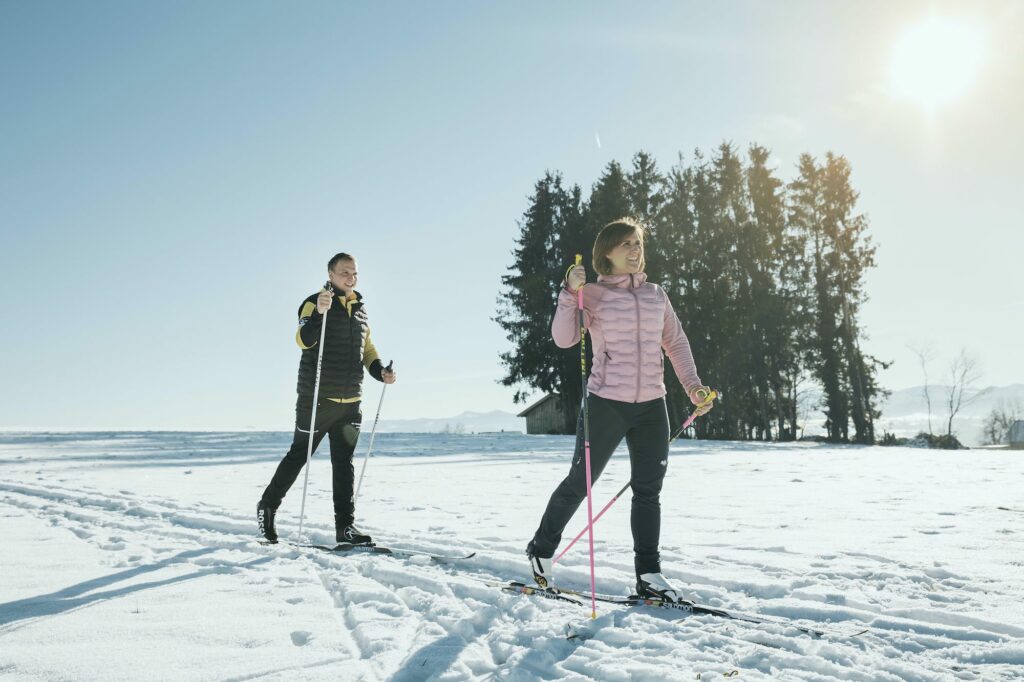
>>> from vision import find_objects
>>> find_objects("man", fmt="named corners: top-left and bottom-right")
top-left (258, 252), bottom-right (396, 545)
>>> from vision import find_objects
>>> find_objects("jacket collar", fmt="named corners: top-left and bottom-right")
top-left (330, 289), bottom-right (363, 316)
top-left (329, 289), bottom-right (362, 303)
top-left (596, 272), bottom-right (647, 289)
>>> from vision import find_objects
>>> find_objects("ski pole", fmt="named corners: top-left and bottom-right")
top-left (553, 389), bottom-right (718, 565)
top-left (353, 360), bottom-right (393, 507)
top-left (297, 282), bottom-right (333, 542)
top-left (574, 254), bottom-right (599, 619)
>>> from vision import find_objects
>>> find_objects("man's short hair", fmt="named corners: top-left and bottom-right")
top-left (328, 252), bottom-right (356, 271)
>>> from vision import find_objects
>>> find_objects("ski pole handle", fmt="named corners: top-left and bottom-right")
top-left (565, 253), bottom-right (589, 296)
top-left (574, 254), bottom-right (586, 340)
top-left (678, 389), bottom-right (718, 432)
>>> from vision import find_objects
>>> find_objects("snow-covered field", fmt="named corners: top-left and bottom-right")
top-left (1, 432), bottom-right (1022, 681)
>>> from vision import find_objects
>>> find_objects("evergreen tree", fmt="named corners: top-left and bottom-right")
top-left (585, 161), bottom-right (632, 236)
top-left (744, 144), bottom-right (792, 440)
top-left (789, 154), bottom-right (849, 441)
top-left (658, 154), bottom-right (701, 434)
top-left (818, 153), bottom-right (888, 443)
top-left (495, 172), bottom-right (584, 432)
top-left (499, 145), bottom-right (885, 443)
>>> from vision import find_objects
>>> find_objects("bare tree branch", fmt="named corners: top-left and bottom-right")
top-left (945, 348), bottom-right (989, 437)
top-left (908, 342), bottom-right (936, 435)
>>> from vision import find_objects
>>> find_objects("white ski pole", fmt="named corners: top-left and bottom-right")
top-left (296, 283), bottom-right (332, 541)
top-left (353, 360), bottom-right (392, 507)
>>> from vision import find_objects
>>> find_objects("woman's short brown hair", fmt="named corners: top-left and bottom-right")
top-left (592, 218), bottom-right (646, 276)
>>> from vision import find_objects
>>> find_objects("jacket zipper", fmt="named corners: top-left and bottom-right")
top-left (631, 274), bottom-right (641, 403)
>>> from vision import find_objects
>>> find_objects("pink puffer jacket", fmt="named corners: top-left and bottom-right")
top-left (552, 272), bottom-right (702, 403)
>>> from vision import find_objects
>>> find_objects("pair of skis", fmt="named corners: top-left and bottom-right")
top-left (488, 580), bottom-right (868, 639)
top-left (260, 539), bottom-right (476, 563)
top-left (260, 540), bottom-right (866, 639)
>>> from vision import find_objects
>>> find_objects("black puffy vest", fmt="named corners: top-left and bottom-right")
top-left (296, 291), bottom-right (369, 399)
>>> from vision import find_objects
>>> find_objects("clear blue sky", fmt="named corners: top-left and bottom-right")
top-left (2, 1), bottom-right (1021, 429)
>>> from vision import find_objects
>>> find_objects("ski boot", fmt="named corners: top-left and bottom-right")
top-left (526, 540), bottom-right (553, 589)
top-left (337, 524), bottom-right (373, 546)
top-left (257, 501), bottom-right (278, 544)
top-left (635, 572), bottom-right (694, 605)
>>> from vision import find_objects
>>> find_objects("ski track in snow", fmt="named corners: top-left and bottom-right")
top-left (1, 432), bottom-right (1023, 680)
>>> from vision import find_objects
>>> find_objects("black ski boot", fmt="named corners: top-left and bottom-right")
top-left (337, 524), bottom-right (373, 546)
top-left (526, 540), bottom-right (553, 589)
top-left (257, 501), bottom-right (278, 543)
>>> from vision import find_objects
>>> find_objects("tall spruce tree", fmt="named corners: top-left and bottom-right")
top-left (659, 154), bottom-right (701, 434)
top-left (789, 154), bottom-right (848, 441)
top-left (685, 149), bottom-right (734, 438)
top-left (495, 172), bottom-right (584, 432)
top-left (744, 144), bottom-right (792, 440)
top-left (819, 153), bottom-right (888, 443)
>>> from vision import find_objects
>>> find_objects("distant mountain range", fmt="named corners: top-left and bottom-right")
top-left (873, 383), bottom-right (1024, 445)
top-left (377, 410), bottom-right (523, 434)
top-left (376, 384), bottom-right (1024, 445)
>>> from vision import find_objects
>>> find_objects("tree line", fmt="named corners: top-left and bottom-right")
top-left (495, 143), bottom-right (888, 443)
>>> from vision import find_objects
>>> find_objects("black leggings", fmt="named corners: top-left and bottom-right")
top-left (530, 395), bottom-right (670, 575)
top-left (261, 397), bottom-right (362, 528)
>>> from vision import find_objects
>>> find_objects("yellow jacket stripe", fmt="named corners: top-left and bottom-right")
top-left (295, 301), bottom-right (318, 349)
top-left (363, 331), bottom-right (380, 369)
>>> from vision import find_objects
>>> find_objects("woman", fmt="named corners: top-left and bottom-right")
top-left (526, 218), bottom-right (714, 603)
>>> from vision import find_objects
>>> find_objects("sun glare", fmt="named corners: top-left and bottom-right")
top-left (890, 16), bottom-right (986, 113)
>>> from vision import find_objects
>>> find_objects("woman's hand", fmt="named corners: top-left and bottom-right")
top-left (566, 264), bottom-right (586, 292)
top-left (688, 386), bottom-right (715, 416)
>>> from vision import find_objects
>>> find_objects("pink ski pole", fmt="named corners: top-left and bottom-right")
top-left (553, 389), bottom-right (718, 566)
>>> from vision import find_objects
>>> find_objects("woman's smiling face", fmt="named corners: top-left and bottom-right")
top-left (607, 231), bottom-right (644, 274)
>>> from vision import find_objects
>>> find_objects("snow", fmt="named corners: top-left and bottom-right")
top-left (1, 431), bottom-right (1023, 681)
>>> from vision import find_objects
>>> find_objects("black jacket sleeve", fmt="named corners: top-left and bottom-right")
top-left (295, 299), bottom-right (323, 349)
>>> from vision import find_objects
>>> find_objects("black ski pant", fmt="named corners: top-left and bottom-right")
top-left (261, 397), bottom-right (362, 529)
top-left (530, 395), bottom-right (670, 576)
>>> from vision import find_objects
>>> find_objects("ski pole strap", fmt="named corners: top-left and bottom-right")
top-left (691, 387), bottom-right (715, 404)
top-left (695, 388), bottom-right (718, 408)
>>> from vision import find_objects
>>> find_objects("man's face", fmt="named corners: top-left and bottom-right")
top-left (329, 259), bottom-right (358, 294)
